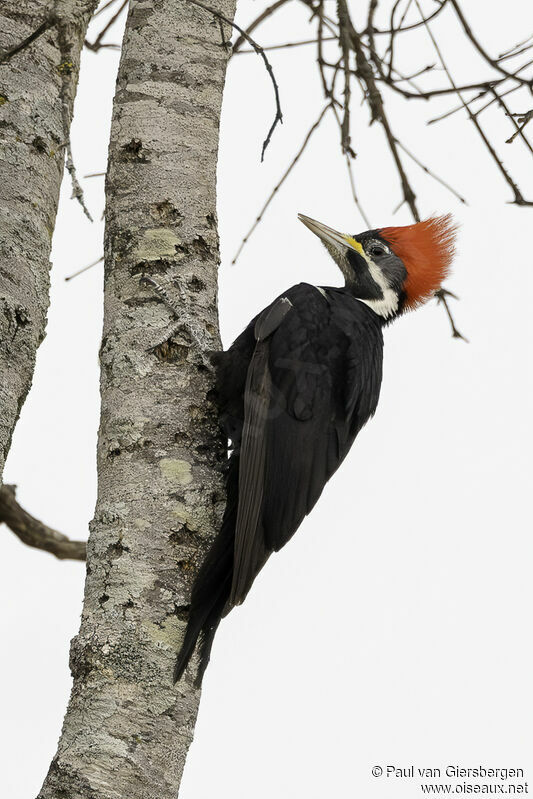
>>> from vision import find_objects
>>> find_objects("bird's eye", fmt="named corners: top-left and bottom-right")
top-left (368, 244), bottom-right (387, 258)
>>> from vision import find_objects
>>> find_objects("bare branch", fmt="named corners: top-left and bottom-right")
top-left (92, 0), bottom-right (123, 19)
top-left (65, 255), bottom-right (103, 282)
top-left (394, 139), bottom-right (468, 204)
top-left (187, 0), bottom-right (283, 160)
top-left (505, 108), bottom-right (533, 145)
top-left (64, 135), bottom-right (93, 221)
top-left (236, 37), bottom-right (335, 55)
top-left (413, 0), bottom-right (533, 207)
top-left (232, 104), bottom-right (332, 264)
top-left (300, 0), bottom-right (339, 38)
top-left (348, 0), bottom-right (420, 220)
top-left (362, 0), bottom-right (449, 37)
top-left (85, 0), bottom-right (128, 53)
top-left (337, 0), bottom-right (354, 155)
top-left (232, 0), bottom-right (291, 54)
top-left (0, 484), bottom-right (86, 561)
top-left (317, 1), bottom-right (336, 101)
top-left (344, 152), bottom-right (372, 228)
top-left (0, 15), bottom-right (54, 64)
top-left (488, 92), bottom-right (533, 156)
top-left (227, 0), bottom-right (529, 338)
top-left (377, 74), bottom-right (501, 100)
top-left (427, 84), bottom-right (521, 126)
top-left (498, 41), bottom-right (533, 64)
top-left (498, 32), bottom-right (533, 60)
top-left (435, 289), bottom-right (468, 342)
top-left (327, 101), bottom-right (371, 226)
top-left (383, 0), bottom-right (413, 79)
top-left (53, 28), bottom-right (94, 220)
top-left (449, 0), bottom-right (533, 88)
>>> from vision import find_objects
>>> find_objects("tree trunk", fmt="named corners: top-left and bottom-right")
top-left (0, 0), bottom-right (99, 481)
top-left (38, 0), bottom-right (235, 796)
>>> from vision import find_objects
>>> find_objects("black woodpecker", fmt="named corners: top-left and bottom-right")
top-left (175, 213), bottom-right (457, 683)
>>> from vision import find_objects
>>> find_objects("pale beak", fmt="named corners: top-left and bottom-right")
top-left (298, 213), bottom-right (364, 257)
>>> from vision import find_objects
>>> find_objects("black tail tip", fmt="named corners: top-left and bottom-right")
top-left (174, 659), bottom-right (204, 689)
top-left (174, 637), bottom-right (213, 688)
top-left (173, 653), bottom-right (190, 684)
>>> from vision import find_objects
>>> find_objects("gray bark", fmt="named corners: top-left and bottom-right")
top-left (0, 0), bottom-right (99, 481)
top-left (38, 0), bottom-right (235, 796)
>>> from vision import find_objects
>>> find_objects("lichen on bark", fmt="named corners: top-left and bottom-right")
top-left (38, 1), bottom-right (236, 796)
top-left (0, 0), bottom-right (100, 482)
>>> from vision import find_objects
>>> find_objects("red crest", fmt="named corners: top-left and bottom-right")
top-left (379, 215), bottom-right (457, 310)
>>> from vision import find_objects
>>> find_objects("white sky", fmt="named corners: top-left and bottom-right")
top-left (1, 1), bottom-right (532, 796)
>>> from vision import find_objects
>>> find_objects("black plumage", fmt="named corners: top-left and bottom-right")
top-left (174, 212), bottom-right (456, 682)
top-left (175, 283), bottom-right (383, 682)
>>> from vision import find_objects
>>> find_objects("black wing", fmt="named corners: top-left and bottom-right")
top-left (228, 283), bottom-right (383, 606)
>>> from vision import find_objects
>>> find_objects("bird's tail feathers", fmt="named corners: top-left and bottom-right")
top-left (174, 462), bottom-right (238, 684)
top-left (173, 577), bottom-right (229, 684)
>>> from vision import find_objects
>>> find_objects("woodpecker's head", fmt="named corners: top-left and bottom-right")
top-left (298, 213), bottom-right (457, 321)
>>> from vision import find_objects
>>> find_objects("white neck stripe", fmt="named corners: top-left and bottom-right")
top-left (357, 252), bottom-right (399, 319)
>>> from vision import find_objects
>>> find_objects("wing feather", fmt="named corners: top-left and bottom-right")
top-left (229, 297), bottom-right (293, 606)
top-left (228, 285), bottom-right (383, 606)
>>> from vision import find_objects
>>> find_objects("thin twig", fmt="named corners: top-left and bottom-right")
top-left (85, 0), bottom-right (128, 52)
top-left (362, 0), bottom-right (448, 37)
top-left (344, 153), bottom-right (372, 228)
top-left (300, 0), bottom-right (339, 38)
top-left (186, 0), bottom-right (283, 161)
top-left (55, 25), bottom-right (94, 220)
top-left (505, 108), bottom-right (533, 146)
top-left (337, 0), bottom-right (353, 156)
top-left (327, 101), bottom-right (371, 226)
top-left (64, 139), bottom-right (93, 221)
top-left (385, 0), bottom-right (413, 80)
top-left (449, 0), bottom-right (533, 88)
top-left (317, 1), bottom-right (332, 100)
top-left (427, 84), bottom-right (520, 126)
top-left (498, 42), bottom-right (533, 64)
top-left (378, 74), bottom-right (500, 100)
top-left (0, 16), bottom-right (54, 64)
top-left (232, 104), bottom-right (332, 265)
top-left (498, 33), bottom-right (533, 60)
top-left (236, 37), bottom-right (336, 55)
top-left (435, 289), bottom-right (467, 342)
top-left (92, 0), bottom-right (122, 19)
top-left (65, 255), bottom-right (103, 282)
top-left (232, 0), bottom-right (291, 54)
top-left (218, 18), bottom-right (229, 52)
top-left (394, 139), bottom-right (468, 204)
